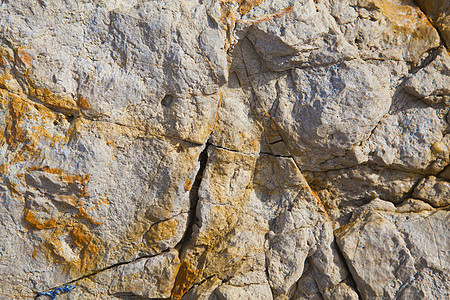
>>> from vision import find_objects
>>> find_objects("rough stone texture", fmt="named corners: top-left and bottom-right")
top-left (404, 47), bottom-right (450, 106)
top-left (0, 0), bottom-right (449, 299)
top-left (415, 0), bottom-right (450, 49)
top-left (413, 175), bottom-right (450, 207)
top-left (335, 198), bottom-right (449, 299)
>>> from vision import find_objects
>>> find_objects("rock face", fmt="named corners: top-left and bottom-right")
top-left (0, 0), bottom-right (448, 299)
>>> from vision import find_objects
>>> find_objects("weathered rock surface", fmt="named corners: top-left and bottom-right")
top-left (415, 0), bottom-right (450, 49)
top-left (335, 198), bottom-right (449, 299)
top-left (0, 0), bottom-right (449, 299)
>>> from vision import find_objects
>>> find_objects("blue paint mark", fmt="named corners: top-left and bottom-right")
top-left (37, 284), bottom-right (76, 299)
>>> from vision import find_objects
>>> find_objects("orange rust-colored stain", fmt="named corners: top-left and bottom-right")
top-left (28, 85), bottom-right (79, 115)
top-left (376, 0), bottom-right (436, 36)
top-left (171, 261), bottom-right (200, 300)
top-left (79, 241), bottom-right (100, 272)
top-left (219, 3), bottom-right (237, 49)
top-left (24, 209), bottom-right (57, 230)
top-left (237, 0), bottom-right (264, 14)
top-left (77, 95), bottom-right (91, 110)
top-left (6, 181), bottom-right (22, 196)
top-left (79, 185), bottom-right (90, 198)
top-left (0, 48), bottom-right (106, 276)
top-left (30, 217), bottom-right (103, 274)
top-left (307, 185), bottom-right (333, 223)
top-left (76, 205), bottom-right (103, 225)
top-left (17, 47), bottom-right (33, 68)
top-left (184, 178), bottom-right (193, 191)
top-left (0, 47), bottom-right (14, 63)
top-left (97, 197), bottom-right (109, 205)
top-left (246, 4), bottom-right (295, 25)
top-left (28, 166), bottom-right (90, 185)
top-left (4, 93), bottom-right (30, 150)
top-left (0, 70), bottom-right (12, 90)
top-left (70, 226), bottom-right (92, 247)
top-left (211, 93), bottom-right (223, 134)
top-left (0, 89), bottom-right (67, 167)
top-left (0, 163), bottom-right (9, 175)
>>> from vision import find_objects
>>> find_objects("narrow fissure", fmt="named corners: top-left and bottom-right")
top-left (34, 144), bottom-right (211, 299)
top-left (175, 142), bottom-right (209, 251)
top-left (34, 248), bottom-right (173, 299)
top-left (333, 237), bottom-right (364, 300)
top-left (167, 142), bottom-right (210, 299)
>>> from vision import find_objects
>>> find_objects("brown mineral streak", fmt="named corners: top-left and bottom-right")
top-left (238, 4), bottom-right (295, 26)
top-left (374, 0), bottom-right (438, 38)
top-left (237, 0), bottom-right (264, 14)
top-left (145, 218), bottom-right (179, 253)
top-left (17, 47), bottom-right (33, 67)
top-left (171, 261), bottom-right (200, 300)
top-left (20, 164), bottom-right (104, 273)
top-left (211, 92), bottom-right (223, 134)
top-left (28, 166), bottom-right (90, 185)
top-left (77, 95), bottom-right (91, 110)
top-left (24, 209), bottom-right (57, 229)
top-left (0, 88), bottom-right (68, 170)
top-left (28, 85), bottom-right (80, 115)
top-left (184, 178), bottom-right (193, 191)
top-left (26, 215), bottom-right (102, 273)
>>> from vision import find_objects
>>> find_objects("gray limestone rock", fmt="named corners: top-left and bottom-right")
top-left (413, 176), bottom-right (450, 207)
top-left (0, 0), bottom-right (449, 299)
top-left (404, 47), bottom-right (450, 106)
top-left (336, 198), bottom-right (450, 300)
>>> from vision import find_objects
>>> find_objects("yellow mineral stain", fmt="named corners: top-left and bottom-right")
top-left (24, 209), bottom-right (57, 230)
top-left (17, 47), bottom-right (33, 68)
top-left (76, 205), bottom-right (103, 225)
top-left (145, 218), bottom-right (179, 253)
top-left (0, 47), bottom-right (14, 63)
top-left (0, 163), bottom-right (9, 175)
top-left (237, 0), bottom-right (264, 14)
top-left (69, 225), bottom-right (92, 248)
top-left (80, 242), bottom-right (100, 272)
top-left (36, 219), bottom-right (103, 274)
top-left (376, 0), bottom-right (434, 34)
top-left (6, 180), bottom-right (22, 197)
top-left (184, 178), bottom-right (193, 191)
top-left (28, 166), bottom-right (90, 186)
top-left (0, 49), bottom-right (107, 277)
top-left (211, 93), bottom-right (223, 134)
top-left (219, 2), bottom-right (237, 50)
top-left (77, 95), bottom-right (91, 110)
top-left (28, 86), bottom-right (79, 115)
top-left (0, 88), bottom-right (67, 166)
top-left (4, 93), bottom-right (30, 150)
top-left (0, 69), bottom-right (13, 90)
top-left (171, 261), bottom-right (200, 300)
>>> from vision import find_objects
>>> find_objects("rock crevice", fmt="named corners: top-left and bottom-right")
top-left (0, 0), bottom-right (449, 299)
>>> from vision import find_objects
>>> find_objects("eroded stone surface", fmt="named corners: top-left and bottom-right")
top-left (335, 198), bottom-right (450, 299)
top-left (404, 47), bottom-right (450, 106)
top-left (413, 176), bottom-right (450, 207)
top-left (0, 0), bottom-right (449, 299)
top-left (415, 0), bottom-right (450, 49)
